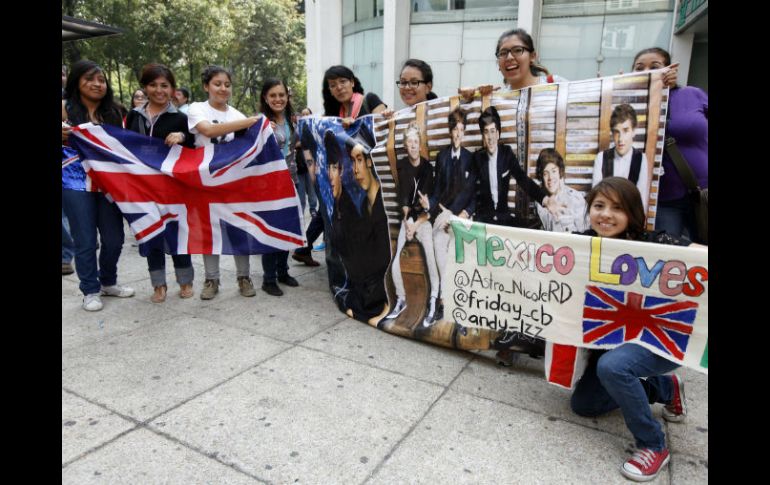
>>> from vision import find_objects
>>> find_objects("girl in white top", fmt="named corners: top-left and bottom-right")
top-left (187, 65), bottom-right (261, 300)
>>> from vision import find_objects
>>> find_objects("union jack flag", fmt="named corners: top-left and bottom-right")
top-left (68, 119), bottom-right (305, 256)
top-left (582, 286), bottom-right (698, 360)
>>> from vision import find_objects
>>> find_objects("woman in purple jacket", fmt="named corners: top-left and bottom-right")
top-left (632, 48), bottom-right (707, 243)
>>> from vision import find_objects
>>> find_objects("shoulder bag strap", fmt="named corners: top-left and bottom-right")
top-left (664, 137), bottom-right (700, 191)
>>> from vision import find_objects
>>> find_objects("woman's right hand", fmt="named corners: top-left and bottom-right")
top-left (458, 84), bottom-right (496, 102)
top-left (341, 117), bottom-right (355, 129)
top-left (380, 108), bottom-right (395, 119)
top-left (62, 122), bottom-right (71, 143)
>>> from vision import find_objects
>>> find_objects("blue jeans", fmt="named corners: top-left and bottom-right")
top-left (570, 344), bottom-right (678, 451)
top-left (62, 189), bottom-right (125, 295)
top-left (146, 249), bottom-right (194, 287)
top-left (62, 208), bottom-right (74, 264)
top-left (262, 251), bottom-right (289, 284)
top-left (655, 196), bottom-right (700, 243)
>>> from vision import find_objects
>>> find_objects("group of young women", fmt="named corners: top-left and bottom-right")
top-left (61, 26), bottom-right (706, 482)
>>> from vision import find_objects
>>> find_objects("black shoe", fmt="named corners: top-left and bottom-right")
top-left (62, 262), bottom-right (74, 275)
top-left (291, 252), bottom-right (319, 267)
top-left (261, 282), bottom-right (283, 296)
top-left (434, 302), bottom-right (444, 322)
top-left (278, 274), bottom-right (299, 287)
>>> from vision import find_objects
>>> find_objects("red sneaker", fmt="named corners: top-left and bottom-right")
top-left (662, 374), bottom-right (687, 423)
top-left (621, 448), bottom-right (670, 482)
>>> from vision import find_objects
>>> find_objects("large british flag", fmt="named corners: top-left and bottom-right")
top-left (582, 285), bottom-right (698, 361)
top-left (68, 119), bottom-right (305, 255)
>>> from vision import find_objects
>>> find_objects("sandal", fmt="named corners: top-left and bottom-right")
top-left (151, 284), bottom-right (167, 303)
top-left (179, 283), bottom-right (194, 299)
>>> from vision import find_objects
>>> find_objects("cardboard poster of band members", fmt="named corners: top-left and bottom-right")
top-left (299, 70), bottom-right (668, 356)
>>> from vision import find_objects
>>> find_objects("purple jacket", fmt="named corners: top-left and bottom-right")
top-left (660, 86), bottom-right (708, 201)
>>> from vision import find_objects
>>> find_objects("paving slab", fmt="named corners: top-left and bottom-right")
top-left (62, 280), bottom-right (189, 352)
top-left (62, 314), bottom-right (291, 421)
top-left (669, 452), bottom-right (709, 484)
top-left (452, 356), bottom-right (655, 444)
top-left (367, 389), bottom-right (669, 485)
top-left (666, 369), bottom-right (708, 460)
top-left (62, 428), bottom-right (260, 485)
top-left (303, 318), bottom-right (472, 386)
top-left (149, 346), bottom-right (444, 484)
top-left (186, 280), bottom-right (344, 343)
top-left (292, 262), bottom-right (333, 293)
top-left (62, 390), bottom-right (136, 465)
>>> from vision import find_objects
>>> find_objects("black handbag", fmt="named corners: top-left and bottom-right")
top-left (664, 137), bottom-right (708, 244)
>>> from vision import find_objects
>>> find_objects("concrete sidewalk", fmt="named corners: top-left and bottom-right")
top-left (62, 232), bottom-right (708, 484)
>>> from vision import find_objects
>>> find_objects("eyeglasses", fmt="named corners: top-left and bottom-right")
top-left (328, 78), bottom-right (351, 91)
top-left (396, 80), bottom-right (427, 89)
top-left (496, 46), bottom-right (531, 59)
top-left (133, 93), bottom-right (146, 99)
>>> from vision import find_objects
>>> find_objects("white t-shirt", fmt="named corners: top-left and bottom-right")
top-left (187, 101), bottom-right (247, 147)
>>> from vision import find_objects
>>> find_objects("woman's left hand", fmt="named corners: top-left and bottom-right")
top-left (662, 63), bottom-right (680, 88)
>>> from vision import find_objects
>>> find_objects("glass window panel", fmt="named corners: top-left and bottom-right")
top-left (543, 0), bottom-right (673, 18)
top-left (412, 0), bottom-right (450, 12)
top-left (343, 0), bottom-right (355, 25)
top-left (462, 0), bottom-right (518, 8)
top-left (539, 11), bottom-right (673, 81)
top-left (343, 29), bottom-right (384, 99)
top-left (356, 0), bottom-right (374, 21)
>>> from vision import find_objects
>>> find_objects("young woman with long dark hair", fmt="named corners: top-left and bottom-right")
top-left (62, 60), bottom-right (135, 311)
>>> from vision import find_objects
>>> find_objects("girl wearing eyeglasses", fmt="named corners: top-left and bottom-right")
top-left (459, 28), bottom-right (566, 99)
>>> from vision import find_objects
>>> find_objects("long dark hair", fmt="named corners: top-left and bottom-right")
top-left (585, 177), bottom-right (646, 241)
top-left (260, 78), bottom-right (294, 132)
top-left (401, 59), bottom-right (438, 101)
top-left (322, 65), bottom-right (364, 116)
top-left (63, 59), bottom-right (123, 126)
top-left (496, 28), bottom-right (550, 77)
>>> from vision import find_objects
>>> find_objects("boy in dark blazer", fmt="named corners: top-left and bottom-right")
top-left (471, 105), bottom-right (562, 226)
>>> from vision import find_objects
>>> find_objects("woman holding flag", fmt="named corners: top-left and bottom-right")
top-left (125, 63), bottom-right (196, 303)
top-left (187, 65), bottom-right (262, 301)
top-left (258, 78), bottom-right (302, 296)
top-left (62, 60), bottom-right (135, 312)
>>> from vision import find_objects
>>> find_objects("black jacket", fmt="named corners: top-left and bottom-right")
top-left (396, 156), bottom-right (434, 221)
top-left (125, 106), bottom-right (195, 148)
top-left (472, 144), bottom-right (546, 225)
top-left (429, 145), bottom-right (475, 219)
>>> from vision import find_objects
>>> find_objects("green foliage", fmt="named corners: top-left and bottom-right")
top-left (63, 0), bottom-right (306, 115)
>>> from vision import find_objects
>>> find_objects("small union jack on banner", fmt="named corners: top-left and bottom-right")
top-left (582, 286), bottom-right (698, 361)
top-left (68, 119), bottom-right (305, 256)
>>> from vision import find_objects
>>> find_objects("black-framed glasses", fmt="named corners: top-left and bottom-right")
top-left (396, 80), bottom-right (427, 89)
top-left (496, 46), bottom-right (531, 59)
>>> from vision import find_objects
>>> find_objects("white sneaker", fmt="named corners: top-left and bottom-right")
top-left (385, 298), bottom-right (407, 320)
top-left (422, 297), bottom-right (438, 327)
top-left (83, 293), bottom-right (104, 311)
top-left (101, 285), bottom-right (135, 298)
